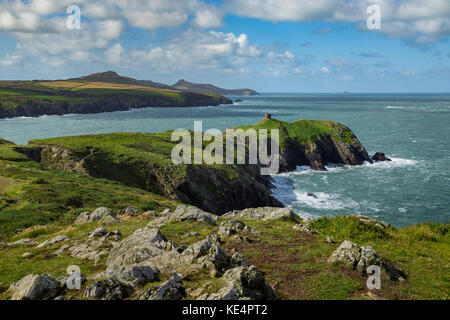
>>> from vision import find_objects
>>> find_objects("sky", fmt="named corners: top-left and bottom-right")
top-left (0, 0), bottom-right (449, 92)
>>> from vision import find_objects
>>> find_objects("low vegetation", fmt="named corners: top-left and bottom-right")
top-left (0, 77), bottom-right (231, 118)
top-left (235, 117), bottom-right (355, 146)
top-left (0, 142), bottom-right (178, 238)
top-left (0, 119), bottom-right (447, 300)
top-left (0, 213), bottom-right (447, 300)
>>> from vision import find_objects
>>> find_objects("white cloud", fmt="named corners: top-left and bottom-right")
top-left (104, 43), bottom-right (124, 65)
top-left (1, 0), bottom-right (449, 45)
top-left (228, 0), bottom-right (450, 44)
top-left (97, 20), bottom-right (123, 39)
top-left (228, 0), bottom-right (346, 23)
top-left (320, 66), bottom-right (331, 73)
top-left (0, 52), bottom-right (23, 67)
top-left (102, 30), bottom-right (262, 75)
top-left (191, 2), bottom-right (224, 28)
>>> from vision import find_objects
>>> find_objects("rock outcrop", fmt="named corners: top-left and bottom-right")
top-left (222, 207), bottom-right (297, 221)
top-left (372, 152), bottom-right (391, 162)
top-left (140, 274), bottom-right (185, 300)
top-left (36, 235), bottom-right (70, 248)
top-left (56, 227), bottom-right (121, 263)
top-left (328, 240), bottom-right (407, 281)
top-left (197, 266), bottom-right (280, 300)
top-left (74, 207), bottom-right (118, 225)
top-left (353, 214), bottom-right (390, 229)
top-left (9, 274), bottom-right (62, 300)
top-left (277, 124), bottom-right (372, 172)
top-left (84, 278), bottom-right (129, 300)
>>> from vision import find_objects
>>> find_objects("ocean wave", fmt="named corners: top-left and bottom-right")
top-left (385, 105), bottom-right (407, 109)
top-left (271, 175), bottom-right (358, 211)
top-left (292, 190), bottom-right (359, 211)
top-left (384, 105), bottom-right (450, 112)
top-left (274, 156), bottom-right (418, 182)
top-left (366, 156), bottom-right (418, 168)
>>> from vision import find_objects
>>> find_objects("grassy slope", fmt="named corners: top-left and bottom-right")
top-left (235, 118), bottom-right (355, 147)
top-left (226, 217), bottom-right (449, 300)
top-left (0, 143), bottom-right (178, 238)
top-left (0, 214), bottom-right (447, 300)
top-left (0, 119), bottom-right (448, 299)
top-left (31, 131), bottom-right (243, 192)
top-left (0, 81), bottom-right (186, 112)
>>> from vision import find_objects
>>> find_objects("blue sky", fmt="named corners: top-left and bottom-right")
top-left (0, 0), bottom-right (449, 92)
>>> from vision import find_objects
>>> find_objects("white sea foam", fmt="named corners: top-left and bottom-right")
top-left (384, 105), bottom-right (450, 112)
top-left (271, 175), bottom-right (358, 212)
top-left (292, 190), bottom-right (359, 211)
top-left (385, 105), bottom-right (407, 109)
top-left (367, 156), bottom-right (418, 168)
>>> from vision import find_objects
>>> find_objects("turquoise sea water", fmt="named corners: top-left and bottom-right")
top-left (1, 93), bottom-right (449, 227)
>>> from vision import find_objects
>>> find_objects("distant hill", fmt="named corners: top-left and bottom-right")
top-left (69, 72), bottom-right (259, 96)
top-left (0, 72), bottom-right (232, 119)
top-left (172, 79), bottom-right (259, 96)
top-left (70, 71), bottom-right (172, 90)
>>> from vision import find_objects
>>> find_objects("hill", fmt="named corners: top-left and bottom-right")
top-left (172, 79), bottom-right (259, 96)
top-left (69, 71), bottom-right (172, 90)
top-left (0, 73), bottom-right (232, 119)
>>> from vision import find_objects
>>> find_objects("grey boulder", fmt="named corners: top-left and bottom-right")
top-left (74, 207), bottom-right (116, 225)
top-left (9, 274), bottom-right (61, 300)
top-left (222, 207), bottom-right (296, 221)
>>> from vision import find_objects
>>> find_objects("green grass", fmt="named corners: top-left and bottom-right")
top-left (235, 118), bottom-right (356, 147)
top-left (0, 143), bottom-right (178, 239)
top-left (222, 216), bottom-right (449, 300)
top-left (0, 80), bottom-right (220, 114)
top-left (301, 273), bottom-right (364, 300)
top-left (0, 210), bottom-right (448, 300)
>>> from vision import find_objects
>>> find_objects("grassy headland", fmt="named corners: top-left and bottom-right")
top-left (0, 75), bottom-right (232, 119)
top-left (0, 118), bottom-right (448, 300)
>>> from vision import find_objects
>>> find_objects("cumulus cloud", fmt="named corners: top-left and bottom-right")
top-left (0, 0), bottom-right (220, 32)
top-left (100, 30), bottom-right (262, 74)
top-left (228, 0), bottom-right (450, 44)
top-left (190, 2), bottom-right (224, 28)
top-left (104, 43), bottom-right (124, 65)
top-left (1, 0), bottom-right (449, 45)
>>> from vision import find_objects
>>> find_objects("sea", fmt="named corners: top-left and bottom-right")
top-left (1, 93), bottom-right (449, 227)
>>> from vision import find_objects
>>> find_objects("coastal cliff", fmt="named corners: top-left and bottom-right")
top-left (0, 90), bottom-right (232, 119)
top-left (27, 133), bottom-right (282, 215)
top-left (21, 117), bottom-right (370, 214)
top-left (235, 117), bottom-right (372, 172)
top-left (0, 121), bottom-right (448, 301)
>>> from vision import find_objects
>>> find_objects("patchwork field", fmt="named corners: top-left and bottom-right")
top-left (0, 74), bottom-right (232, 119)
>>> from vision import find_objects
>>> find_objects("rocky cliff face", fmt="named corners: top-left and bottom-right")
top-left (25, 118), bottom-right (371, 215)
top-left (279, 131), bottom-right (372, 172)
top-left (27, 144), bottom-right (281, 215)
top-left (234, 118), bottom-right (372, 172)
top-left (0, 93), bottom-right (232, 119)
top-left (176, 165), bottom-right (282, 214)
